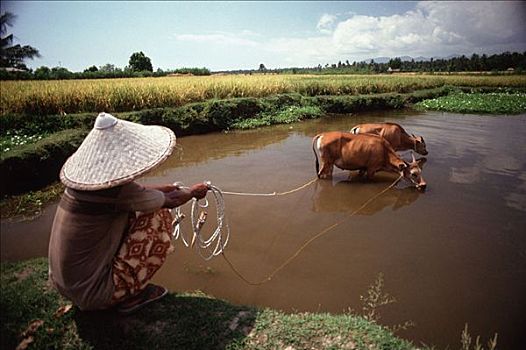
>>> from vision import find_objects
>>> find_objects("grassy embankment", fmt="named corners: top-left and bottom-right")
top-left (1, 258), bottom-right (418, 350)
top-left (0, 258), bottom-right (499, 350)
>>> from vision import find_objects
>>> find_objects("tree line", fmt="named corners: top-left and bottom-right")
top-left (275, 51), bottom-right (526, 75)
top-left (1, 11), bottom-right (210, 80)
top-left (0, 60), bottom-right (211, 80)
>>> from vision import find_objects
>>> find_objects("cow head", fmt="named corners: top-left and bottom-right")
top-left (412, 134), bottom-right (428, 155)
top-left (399, 152), bottom-right (427, 191)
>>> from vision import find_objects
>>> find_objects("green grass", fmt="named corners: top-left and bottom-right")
top-left (232, 105), bottom-right (323, 129)
top-left (415, 92), bottom-right (526, 114)
top-left (0, 182), bottom-right (64, 218)
top-left (1, 258), bottom-right (418, 350)
top-left (0, 129), bottom-right (88, 197)
top-left (0, 131), bottom-right (49, 153)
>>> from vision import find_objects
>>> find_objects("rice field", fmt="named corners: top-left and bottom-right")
top-left (1, 74), bottom-right (525, 116)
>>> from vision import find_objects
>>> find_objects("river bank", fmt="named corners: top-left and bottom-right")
top-left (1, 258), bottom-right (419, 350)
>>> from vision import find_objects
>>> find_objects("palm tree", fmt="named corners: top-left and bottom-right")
top-left (1, 11), bottom-right (40, 69)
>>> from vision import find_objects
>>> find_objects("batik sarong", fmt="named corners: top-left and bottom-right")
top-left (111, 208), bottom-right (174, 303)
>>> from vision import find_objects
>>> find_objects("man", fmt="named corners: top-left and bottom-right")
top-left (48, 112), bottom-right (208, 313)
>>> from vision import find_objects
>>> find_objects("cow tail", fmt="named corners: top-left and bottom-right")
top-left (312, 134), bottom-right (321, 178)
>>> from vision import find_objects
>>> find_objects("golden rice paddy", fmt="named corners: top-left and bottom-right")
top-left (1, 74), bottom-right (525, 116)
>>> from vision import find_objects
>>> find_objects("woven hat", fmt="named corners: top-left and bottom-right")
top-left (60, 112), bottom-right (176, 190)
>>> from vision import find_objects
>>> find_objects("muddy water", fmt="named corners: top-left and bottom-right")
top-left (2, 110), bottom-right (526, 349)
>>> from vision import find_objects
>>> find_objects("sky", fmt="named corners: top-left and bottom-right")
top-left (2, 1), bottom-right (526, 72)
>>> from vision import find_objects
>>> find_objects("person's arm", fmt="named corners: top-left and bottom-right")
top-left (117, 182), bottom-right (208, 212)
top-left (159, 183), bottom-right (209, 209)
top-left (143, 184), bottom-right (179, 193)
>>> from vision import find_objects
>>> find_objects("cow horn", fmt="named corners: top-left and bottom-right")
top-left (411, 151), bottom-right (416, 163)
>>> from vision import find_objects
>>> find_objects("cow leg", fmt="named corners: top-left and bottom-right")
top-left (347, 170), bottom-right (362, 180)
top-left (366, 168), bottom-right (377, 180)
top-left (318, 160), bottom-right (334, 179)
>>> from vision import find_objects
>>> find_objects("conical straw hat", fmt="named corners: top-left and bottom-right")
top-left (60, 112), bottom-right (176, 190)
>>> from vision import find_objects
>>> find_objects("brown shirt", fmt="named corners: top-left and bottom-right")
top-left (48, 182), bottom-right (165, 310)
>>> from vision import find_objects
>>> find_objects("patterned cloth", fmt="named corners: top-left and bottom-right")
top-left (49, 182), bottom-right (165, 311)
top-left (111, 208), bottom-right (174, 303)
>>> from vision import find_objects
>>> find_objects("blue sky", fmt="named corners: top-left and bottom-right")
top-left (3, 1), bottom-right (526, 72)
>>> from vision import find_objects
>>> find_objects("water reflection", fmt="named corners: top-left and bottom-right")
top-left (449, 166), bottom-right (481, 184)
top-left (312, 178), bottom-right (421, 215)
top-left (403, 112), bottom-right (526, 212)
top-left (505, 171), bottom-right (526, 212)
top-left (161, 127), bottom-right (289, 169)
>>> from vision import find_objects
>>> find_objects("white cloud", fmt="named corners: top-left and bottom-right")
top-left (317, 14), bottom-right (337, 34)
top-left (280, 1), bottom-right (525, 64)
top-left (174, 2), bottom-right (526, 69)
top-left (174, 32), bottom-right (259, 47)
top-left (328, 2), bottom-right (525, 58)
top-left (417, 1), bottom-right (526, 44)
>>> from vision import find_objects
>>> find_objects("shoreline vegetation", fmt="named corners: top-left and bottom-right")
top-left (2, 259), bottom-right (413, 350)
top-left (414, 91), bottom-right (526, 114)
top-left (0, 258), bottom-right (498, 350)
top-left (0, 74), bottom-right (514, 349)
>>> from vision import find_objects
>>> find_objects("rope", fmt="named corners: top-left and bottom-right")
top-left (171, 174), bottom-right (403, 285)
top-left (170, 177), bottom-right (317, 258)
top-left (221, 174), bottom-right (403, 285)
top-left (221, 178), bottom-right (318, 197)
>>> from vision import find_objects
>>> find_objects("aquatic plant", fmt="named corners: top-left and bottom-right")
top-left (0, 130), bottom-right (48, 153)
top-left (359, 273), bottom-right (414, 333)
top-left (415, 92), bottom-right (526, 114)
top-left (232, 105), bottom-right (322, 129)
top-left (461, 324), bottom-right (498, 350)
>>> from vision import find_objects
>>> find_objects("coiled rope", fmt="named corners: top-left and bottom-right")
top-left (171, 175), bottom-right (403, 285)
top-left (172, 182), bottom-right (230, 261)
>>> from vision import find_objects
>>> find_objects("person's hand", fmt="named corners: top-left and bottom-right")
top-left (190, 183), bottom-right (209, 200)
top-left (163, 188), bottom-right (193, 208)
top-left (155, 184), bottom-right (179, 193)
top-left (161, 183), bottom-right (209, 208)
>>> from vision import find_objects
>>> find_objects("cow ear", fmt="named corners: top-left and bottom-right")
top-left (417, 157), bottom-right (427, 167)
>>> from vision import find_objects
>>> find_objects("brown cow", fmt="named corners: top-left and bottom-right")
top-left (312, 131), bottom-right (427, 191)
top-left (350, 122), bottom-right (428, 155)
